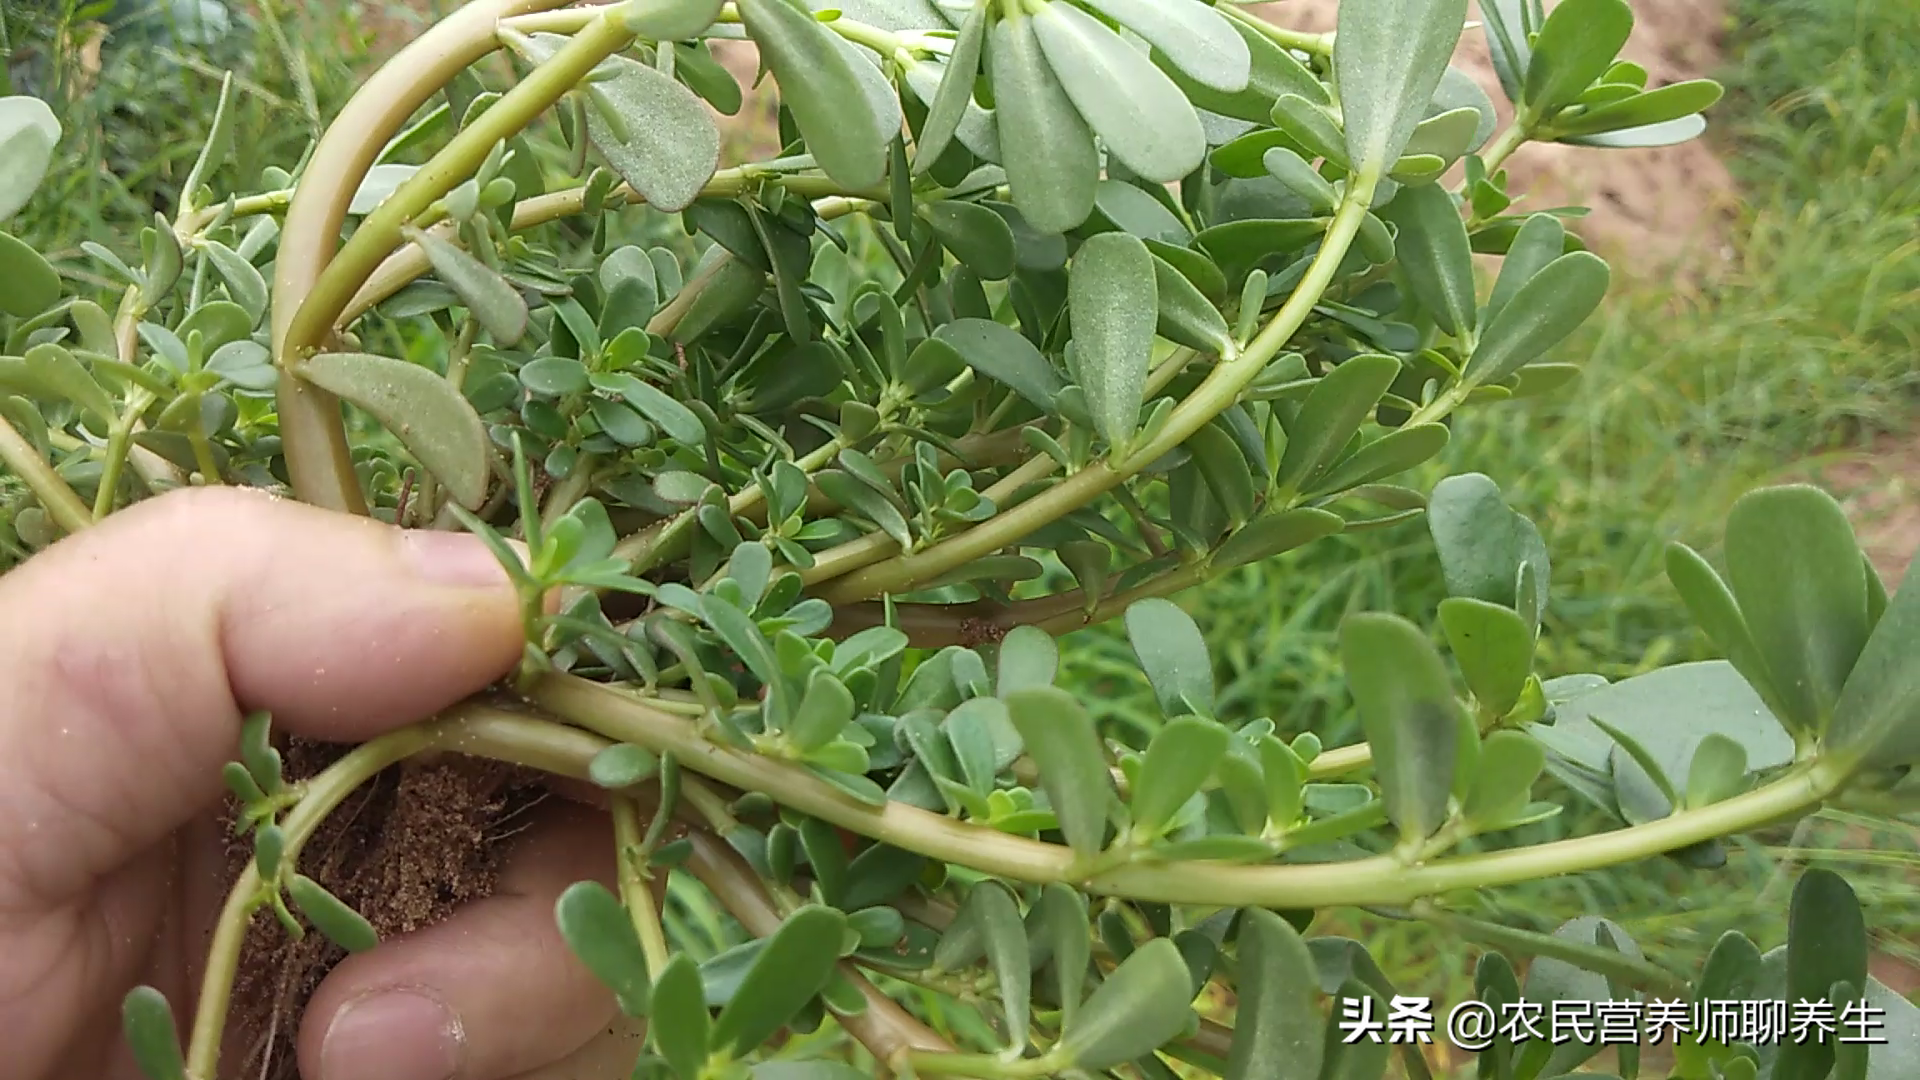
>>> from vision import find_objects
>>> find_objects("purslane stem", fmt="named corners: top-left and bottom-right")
top-left (286, 12), bottom-right (636, 360)
top-left (1410, 902), bottom-right (1691, 996)
top-left (0, 411), bottom-right (91, 536)
top-left (268, 0), bottom-right (584, 515)
top-left (611, 794), bottom-right (673, 975)
top-left (526, 673), bottom-right (1842, 908)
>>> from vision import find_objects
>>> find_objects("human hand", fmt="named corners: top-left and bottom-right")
top-left (0, 487), bottom-right (636, 1080)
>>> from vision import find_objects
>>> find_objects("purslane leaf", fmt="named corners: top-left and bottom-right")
top-left (1274, 353), bottom-right (1401, 496)
top-left (1058, 937), bottom-right (1196, 1070)
top-left (0, 95), bottom-right (61, 223)
top-left (1227, 908), bottom-right (1324, 1080)
top-left (1463, 250), bottom-right (1610, 386)
top-left (989, 8), bottom-right (1100, 234)
top-left (1004, 686), bottom-right (1115, 857)
top-left (709, 904), bottom-right (848, 1057)
top-left (1125, 597), bottom-right (1216, 719)
top-left (1339, 612), bottom-right (1464, 843)
top-left (1334, 0), bottom-right (1470, 170)
top-left (1078, 0), bottom-right (1250, 94)
top-left (1722, 484), bottom-right (1870, 739)
top-left (1031, 0), bottom-right (1206, 184)
top-left (1379, 181), bottom-right (1476, 338)
top-left (913, 0), bottom-right (988, 174)
top-left (1129, 716), bottom-right (1230, 839)
top-left (1069, 232), bottom-right (1158, 454)
top-left (739, 0), bottom-right (890, 189)
top-left (1521, 0), bottom-right (1634, 116)
top-left (554, 881), bottom-right (653, 1017)
top-left (297, 351), bottom-right (494, 509)
top-left (403, 226), bottom-right (529, 345)
top-left (121, 986), bottom-right (189, 1080)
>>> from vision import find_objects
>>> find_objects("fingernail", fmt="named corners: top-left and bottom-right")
top-left (322, 989), bottom-right (464, 1080)
top-left (401, 530), bottom-right (511, 589)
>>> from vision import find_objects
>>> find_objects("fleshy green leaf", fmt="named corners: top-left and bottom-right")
top-left (1188, 421), bottom-right (1257, 528)
top-left (600, 372), bottom-right (704, 445)
top-left (1521, 0), bottom-right (1634, 116)
top-left (297, 351), bottom-right (493, 509)
top-left (990, 8), bottom-right (1100, 233)
top-left (1334, 0), bottom-right (1469, 170)
top-left (1339, 612), bottom-right (1463, 843)
top-left (1125, 597), bottom-right (1215, 719)
top-left (913, 0), bottom-right (987, 174)
top-left (1031, 0), bottom-right (1205, 184)
top-left (1663, 541), bottom-right (1793, 732)
top-left (935, 317), bottom-right (1062, 411)
top-left (1274, 353), bottom-right (1401, 496)
top-left (197, 239), bottom-right (268, 324)
top-left (1722, 484), bottom-right (1870, 739)
top-left (1263, 146), bottom-right (1338, 215)
top-left (1438, 596), bottom-right (1534, 717)
top-left (121, 986), bottom-right (188, 1080)
top-left (1036, 883), bottom-right (1092, 1028)
top-left (1058, 937), bottom-right (1196, 1070)
top-left (1318, 980), bottom-right (1393, 1080)
top-left (555, 881), bottom-right (653, 1016)
top-left (952, 882), bottom-right (1031, 1049)
top-left (1069, 232), bottom-right (1158, 454)
top-left (0, 230), bottom-right (60, 318)
top-left (287, 874), bottom-right (381, 953)
top-left (1213, 507), bottom-right (1345, 573)
top-left (1683, 732), bottom-right (1748, 808)
top-left (996, 624), bottom-right (1059, 694)
top-left (0, 96), bottom-right (61, 223)
top-left (709, 904), bottom-right (848, 1056)
top-left (1079, 0), bottom-right (1249, 94)
top-left (739, 0), bottom-right (889, 189)
top-left (1777, 870), bottom-right (1867, 1080)
top-left (590, 743), bottom-right (661, 788)
top-left (1154, 17), bottom-right (1326, 124)
top-left (1483, 213), bottom-right (1566, 326)
top-left (1379, 182), bottom-right (1475, 337)
top-left (788, 670), bottom-right (857, 752)
top-left (1549, 79), bottom-right (1723, 137)
top-left (1130, 716), bottom-right (1230, 840)
top-left (1226, 908), bottom-right (1324, 1080)
top-left (1462, 251), bottom-right (1610, 386)
top-left (1557, 113), bottom-right (1708, 148)
top-left (404, 226), bottom-right (528, 345)
top-left (1004, 686), bottom-right (1115, 857)
top-left (1427, 472), bottom-right (1551, 628)
top-left (1152, 253), bottom-right (1233, 354)
top-left (650, 953), bottom-right (711, 1080)
top-left (923, 199), bottom-right (1017, 281)
top-left (1300, 423), bottom-right (1450, 500)
top-left (24, 342), bottom-right (115, 425)
top-left (1461, 729), bottom-right (1545, 827)
top-left (622, 0), bottom-right (725, 40)
top-left (1828, 552), bottom-right (1920, 769)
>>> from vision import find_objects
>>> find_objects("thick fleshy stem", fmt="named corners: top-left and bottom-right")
top-left (526, 672), bottom-right (1845, 909)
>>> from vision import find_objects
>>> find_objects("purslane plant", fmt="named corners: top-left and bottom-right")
top-left (2, 0), bottom-right (1918, 1078)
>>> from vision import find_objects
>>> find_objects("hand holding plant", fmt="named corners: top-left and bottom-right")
top-left (0, 488), bottom-right (637, 1080)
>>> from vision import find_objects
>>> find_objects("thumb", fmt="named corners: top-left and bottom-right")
top-left (0, 486), bottom-right (526, 908)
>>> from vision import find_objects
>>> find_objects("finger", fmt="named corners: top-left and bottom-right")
top-left (506, 1014), bottom-right (647, 1080)
top-left (299, 802), bottom-right (652, 1080)
top-left (0, 486), bottom-right (524, 909)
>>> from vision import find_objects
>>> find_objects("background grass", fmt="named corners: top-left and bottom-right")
top-left (7, 0), bottom-right (1919, 1071)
